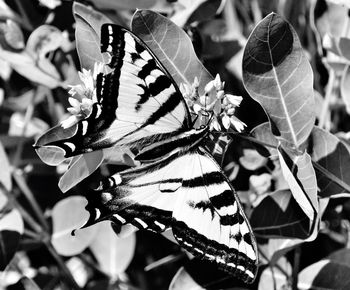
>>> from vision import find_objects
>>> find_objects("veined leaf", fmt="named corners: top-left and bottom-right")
top-left (278, 147), bottom-right (318, 229)
top-left (310, 127), bottom-right (350, 197)
top-left (251, 190), bottom-right (310, 239)
top-left (73, 2), bottom-right (111, 71)
top-left (89, 221), bottom-right (136, 279)
top-left (131, 10), bottom-right (213, 95)
top-left (243, 13), bottom-right (315, 149)
top-left (252, 123), bottom-right (350, 198)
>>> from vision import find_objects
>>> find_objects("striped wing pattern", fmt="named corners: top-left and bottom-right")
top-left (34, 24), bottom-right (191, 159)
top-left (83, 148), bottom-right (258, 283)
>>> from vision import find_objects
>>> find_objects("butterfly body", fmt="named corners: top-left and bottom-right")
top-left (35, 23), bottom-right (258, 282)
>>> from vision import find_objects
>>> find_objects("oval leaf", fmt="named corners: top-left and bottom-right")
top-left (298, 249), bottom-right (350, 289)
top-left (51, 196), bottom-right (98, 256)
top-left (58, 151), bottom-right (104, 193)
top-left (251, 190), bottom-right (310, 239)
top-left (169, 266), bottom-right (204, 290)
top-left (131, 10), bottom-right (213, 94)
top-left (310, 127), bottom-right (350, 197)
top-left (89, 221), bottom-right (136, 278)
top-left (73, 2), bottom-right (111, 70)
top-left (278, 147), bottom-right (318, 228)
top-left (243, 13), bottom-right (315, 149)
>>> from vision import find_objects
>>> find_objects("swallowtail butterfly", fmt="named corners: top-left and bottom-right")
top-left (35, 24), bottom-right (258, 283)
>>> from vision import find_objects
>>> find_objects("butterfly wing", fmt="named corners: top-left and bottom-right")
top-left (83, 148), bottom-right (258, 283)
top-left (34, 24), bottom-right (191, 164)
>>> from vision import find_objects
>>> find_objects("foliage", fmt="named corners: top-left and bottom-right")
top-left (1, 0), bottom-right (350, 289)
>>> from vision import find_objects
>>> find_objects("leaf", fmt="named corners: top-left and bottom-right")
top-left (0, 48), bottom-right (60, 88)
top-left (92, 0), bottom-right (156, 10)
top-left (58, 151), bottom-right (104, 193)
top-left (341, 65), bottom-right (350, 114)
top-left (278, 147), bottom-right (318, 227)
top-left (326, 0), bottom-right (350, 9)
top-left (0, 19), bottom-right (24, 50)
top-left (249, 173), bottom-right (272, 195)
top-left (339, 37), bottom-right (350, 60)
top-left (9, 112), bottom-right (49, 138)
top-left (34, 124), bottom-right (78, 166)
top-left (250, 122), bottom-right (278, 156)
top-left (252, 123), bottom-right (350, 198)
top-left (89, 221), bottom-right (136, 279)
top-left (131, 10), bottom-right (213, 95)
top-left (243, 13), bottom-right (315, 149)
top-left (0, 189), bottom-right (23, 270)
top-left (258, 256), bottom-right (291, 290)
top-left (259, 238), bottom-right (302, 266)
top-left (170, 0), bottom-right (224, 27)
top-left (315, 2), bottom-right (350, 38)
top-left (239, 148), bottom-right (267, 170)
top-left (169, 266), bottom-right (204, 290)
top-left (298, 249), bottom-right (350, 290)
top-left (0, 141), bottom-right (11, 191)
top-left (51, 196), bottom-right (98, 256)
top-left (73, 2), bottom-right (111, 71)
top-left (310, 127), bottom-right (350, 197)
top-left (26, 25), bottom-right (64, 59)
top-left (251, 190), bottom-right (310, 239)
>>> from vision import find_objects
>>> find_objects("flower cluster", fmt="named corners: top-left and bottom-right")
top-left (61, 62), bottom-right (104, 128)
top-left (180, 74), bottom-right (246, 132)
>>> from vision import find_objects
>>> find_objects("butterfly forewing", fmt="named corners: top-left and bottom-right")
top-left (83, 148), bottom-right (258, 283)
top-left (35, 24), bottom-right (191, 163)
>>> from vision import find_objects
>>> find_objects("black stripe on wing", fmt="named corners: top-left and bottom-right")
top-left (172, 221), bottom-right (257, 284)
top-left (35, 24), bottom-right (192, 162)
top-left (80, 148), bottom-right (258, 283)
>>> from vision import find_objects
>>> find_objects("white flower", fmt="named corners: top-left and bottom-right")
top-left (38, 0), bottom-right (61, 9)
top-left (62, 62), bottom-right (105, 128)
top-left (229, 115), bottom-right (246, 132)
top-left (181, 74), bottom-right (246, 132)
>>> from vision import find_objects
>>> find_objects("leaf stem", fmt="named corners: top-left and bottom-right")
top-left (13, 170), bottom-right (50, 231)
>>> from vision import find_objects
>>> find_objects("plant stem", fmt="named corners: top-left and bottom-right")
top-left (13, 170), bottom-right (50, 231)
top-left (23, 228), bottom-right (40, 239)
top-left (292, 247), bottom-right (301, 290)
top-left (1, 184), bottom-right (43, 233)
top-left (12, 89), bottom-right (35, 168)
top-left (45, 241), bottom-right (81, 290)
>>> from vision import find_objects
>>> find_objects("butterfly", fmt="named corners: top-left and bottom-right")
top-left (34, 24), bottom-right (258, 283)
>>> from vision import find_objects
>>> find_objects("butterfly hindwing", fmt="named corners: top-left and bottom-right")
top-left (35, 24), bottom-right (191, 163)
top-left (83, 148), bottom-right (258, 283)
